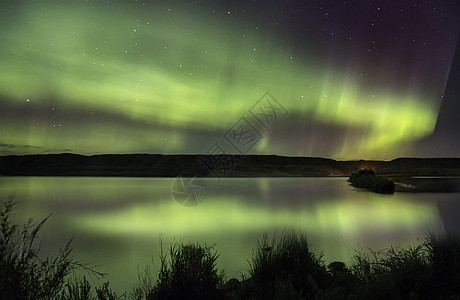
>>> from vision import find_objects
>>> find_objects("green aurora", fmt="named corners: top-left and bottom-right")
top-left (0, 1), bottom-right (457, 159)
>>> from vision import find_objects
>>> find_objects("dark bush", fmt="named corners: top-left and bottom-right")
top-left (424, 233), bottom-right (460, 296)
top-left (345, 234), bottom-right (460, 300)
top-left (149, 242), bottom-right (225, 300)
top-left (241, 232), bottom-right (331, 299)
top-left (349, 169), bottom-right (395, 194)
top-left (0, 197), bottom-right (117, 300)
top-left (0, 197), bottom-right (77, 300)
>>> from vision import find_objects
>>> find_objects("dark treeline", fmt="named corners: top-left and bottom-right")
top-left (2, 153), bottom-right (460, 177)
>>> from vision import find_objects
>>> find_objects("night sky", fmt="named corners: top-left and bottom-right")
top-left (1, 0), bottom-right (459, 159)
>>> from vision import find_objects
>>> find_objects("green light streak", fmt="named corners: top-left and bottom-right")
top-left (0, 2), bottom-right (445, 158)
top-left (73, 194), bottom-right (439, 237)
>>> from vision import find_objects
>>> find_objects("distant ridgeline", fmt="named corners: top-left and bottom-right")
top-left (1, 154), bottom-right (460, 177)
top-left (348, 169), bottom-right (395, 194)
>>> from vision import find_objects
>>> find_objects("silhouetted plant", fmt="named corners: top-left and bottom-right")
top-left (0, 197), bottom-right (105, 300)
top-left (60, 277), bottom-right (121, 300)
top-left (130, 266), bottom-right (155, 300)
top-left (0, 197), bottom-right (75, 299)
top-left (424, 233), bottom-right (460, 297)
top-left (61, 276), bottom-right (93, 300)
top-left (149, 241), bottom-right (225, 300)
top-left (242, 231), bottom-right (331, 300)
top-left (345, 236), bottom-right (460, 300)
top-left (95, 281), bottom-right (119, 300)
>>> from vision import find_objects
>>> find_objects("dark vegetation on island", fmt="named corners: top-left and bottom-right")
top-left (2, 153), bottom-right (460, 178)
top-left (348, 169), bottom-right (395, 194)
top-left (2, 198), bottom-right (460, 300)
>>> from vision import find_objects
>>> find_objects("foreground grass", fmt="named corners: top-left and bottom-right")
top-left (1, 199), bottom-right (459, 299)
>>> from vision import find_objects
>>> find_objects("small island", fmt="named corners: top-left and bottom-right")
top-left (348, 169), bottom-right (395, 194)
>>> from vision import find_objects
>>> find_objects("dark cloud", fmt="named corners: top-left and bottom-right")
top-left (0, 142), bottom-right (42, 155)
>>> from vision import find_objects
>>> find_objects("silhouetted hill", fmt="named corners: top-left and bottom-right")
top-left (1, 154), bottom-right (460, 177)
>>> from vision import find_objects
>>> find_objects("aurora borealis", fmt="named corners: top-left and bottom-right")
top-left (1, 0), bottom-right (459, 159)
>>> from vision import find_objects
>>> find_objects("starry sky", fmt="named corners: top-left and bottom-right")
top-left (1, 0), bottom-right (459, 159)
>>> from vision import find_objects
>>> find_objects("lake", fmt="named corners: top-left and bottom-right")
top-left (1, 176), bottom-right (459, 293)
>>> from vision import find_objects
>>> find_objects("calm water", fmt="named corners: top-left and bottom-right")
top-left (1, 176), bottom-right (459, 293)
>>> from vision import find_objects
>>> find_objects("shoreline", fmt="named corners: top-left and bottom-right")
top-left (2, 153), bottom-right (460, 178)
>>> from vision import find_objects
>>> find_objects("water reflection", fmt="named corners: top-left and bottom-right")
top-left (0, 176), bottom-right (457, 293)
